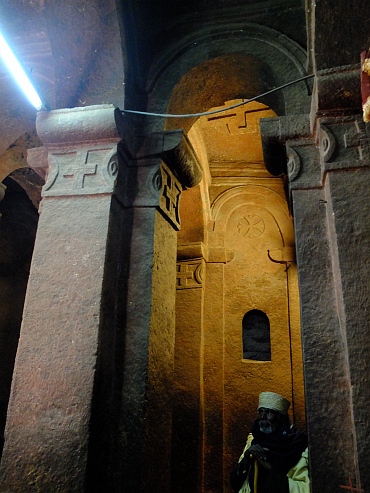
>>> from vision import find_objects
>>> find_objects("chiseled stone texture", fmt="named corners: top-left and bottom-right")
top-left (293, 187), bottom-right (357, 493)
top-left (0, 104), bottom-right (121, 492)
top-left (141, 210), bottom-right (177, 493)
top-left (0, 195), bottom-right (113, 492)
top-left (325, 169), bottom-right (370, 492)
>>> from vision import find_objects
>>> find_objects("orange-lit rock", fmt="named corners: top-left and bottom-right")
top-left (173, 100), bottom-right (305, 491)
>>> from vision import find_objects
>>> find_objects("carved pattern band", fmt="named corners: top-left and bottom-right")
top-left (42, 145), bottom-right (118, 197)
top-left (176, 260), bottom-right (204, 289)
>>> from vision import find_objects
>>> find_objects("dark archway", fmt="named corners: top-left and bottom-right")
top-left (0, 176), bottom-right (39, 457)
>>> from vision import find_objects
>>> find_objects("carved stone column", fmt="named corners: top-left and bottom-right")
top-left (88, 116), bottom-right (202, 493)
top-left (0, 108), bottom-right (202, 493)
top-left (0, 104), bottom-right (121, 492)
top-left (261, 77), bottom-right (370, 492)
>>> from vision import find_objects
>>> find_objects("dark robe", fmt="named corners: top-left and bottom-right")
top-left (230, 418), bottom-right (308, 493)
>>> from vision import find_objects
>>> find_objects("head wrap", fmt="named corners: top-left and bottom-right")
top-left (258, 392), bottom-right (290, 416)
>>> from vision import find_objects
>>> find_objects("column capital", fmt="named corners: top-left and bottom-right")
top-left (114, 113), bottom-right (203, 230)
top-left (115, 109), bottom-right (202, 189)
top-left (28, 104), bottom-right (121, 197)
top-left (261, 111), bottom-right (370, 205)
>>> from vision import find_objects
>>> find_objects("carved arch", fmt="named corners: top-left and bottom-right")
top-left (145, 23), bottom-right (310, 134)
top-left (209, 185), bottom-right (295, 249)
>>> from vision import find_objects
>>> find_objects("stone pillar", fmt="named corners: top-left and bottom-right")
top-left (0, 109), bottom-right (202, 493)
top-left (87, 121), bottom-right (202, 493)
top-left (0, 105), bottom-right (121, 492)
top-left (261, 107), bottom-right (370, 492)
top-left (171, 244), bottom-right (205, 492)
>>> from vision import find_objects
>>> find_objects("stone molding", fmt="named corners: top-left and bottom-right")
top-left (115, 108), bottom-right (202, 189)
top-left (115, 112), bottom-right (202, 229)
top-left (261, 111), bottom-right (370, 199)
top-left (36, 105), bottom-right (120, 147)
top-left (177, 242), bottom-right (206, 261)
top-left (28, 105), bottom-right (121, 197)
top-left (313, 64), bottom-right (362, 118)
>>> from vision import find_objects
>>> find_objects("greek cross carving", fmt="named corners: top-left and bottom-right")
top-left (63, 151), bottom-right (97, 189)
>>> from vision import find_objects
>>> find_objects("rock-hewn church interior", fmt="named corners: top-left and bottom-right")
top-left (0, 0), bottom-right (369, 491)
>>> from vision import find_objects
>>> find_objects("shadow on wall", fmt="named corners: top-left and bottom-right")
top-left (0, 176), bottom-right (39, 457)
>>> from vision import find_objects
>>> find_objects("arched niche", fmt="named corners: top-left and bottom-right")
top-left (152, 26), bottom-right (308, 492)
top-left (210, 185), bottom-right (295, 249)
top-left (242, 309), bottom-right (271, 361)
top-left (144, 23), bottom-right (310, 135)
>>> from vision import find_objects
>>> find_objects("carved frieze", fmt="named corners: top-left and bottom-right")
top-left (28, 105), bottom-right (122, 198)
top-left (43, 146), bottom-right (118, 196)
top-left (176, 259), bottom-right (205, 289)
top-left (318, 117), bottom-right (370, 169)
top-left (261, 111), bottom-right (370, 199)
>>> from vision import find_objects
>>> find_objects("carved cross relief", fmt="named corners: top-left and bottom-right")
top-left (43, 146), bottom-right (118, 196)
top-left (159, 163), bottom-right (182, 230)
top-left (343, 119), bottom-right (370, 161)
top-left (176, 260), bottom-right (204, 289)
top-left (62, 151), bottom-right (98, 190)
top-left (207, 101), bottom-right (269, 136)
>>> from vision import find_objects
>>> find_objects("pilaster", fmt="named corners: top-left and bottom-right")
top-left (171, 243), bottom-right (205, 492)
top-left (0, 106), bottom-right (202, 493)
top-left (260, 76), bottom-right (370, 491)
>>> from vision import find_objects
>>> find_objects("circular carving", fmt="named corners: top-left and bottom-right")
top-left (237, 215), bottom-right (265, 238)
top-left (152, 169), bottom-right (162, 191)
top-left (194, 263), bottom-right (204, 284)
top-left (322, 137), bottom-right (329, 152)
top-left (320, 124), bottom-right (336, 162)
top-left (286, 146), bottom-right (301, 181)
top-left (107, 155), bottom-right (118, 177)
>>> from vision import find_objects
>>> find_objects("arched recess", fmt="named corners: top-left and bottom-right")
top-left (208, 183), bottom-right (304, 489)
top-left (172, 101), bottom-right (305, 493)
top-left (144, 24), bottom-right (308, 493)
top-left (144, 23), bottom-right (310, 135)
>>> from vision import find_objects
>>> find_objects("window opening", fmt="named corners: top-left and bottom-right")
top-left (242, 310), bottom-right (271, 361)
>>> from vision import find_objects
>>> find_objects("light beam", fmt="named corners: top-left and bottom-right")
top-left (0, 30), bottom-right (43, 110)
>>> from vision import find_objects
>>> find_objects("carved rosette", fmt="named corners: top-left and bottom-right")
top-left (318, 124), bottom-right (336, 163)
top-left (176, 259), bottom-right (205, 289)
top-left (237, 214), bottom-right (265, 238)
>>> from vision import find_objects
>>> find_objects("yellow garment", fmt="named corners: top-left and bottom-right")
top-left (237, 435), bottom-right (309, 493)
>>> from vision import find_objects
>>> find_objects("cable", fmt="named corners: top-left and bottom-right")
top-left (121, 74), bottom-right (314, 118)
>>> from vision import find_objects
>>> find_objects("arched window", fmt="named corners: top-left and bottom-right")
top-left (242, 310), bottom-right (271, 361)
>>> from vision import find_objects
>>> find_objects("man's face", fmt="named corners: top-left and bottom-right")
top-left (257, 407), bottom-right (281, 434)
